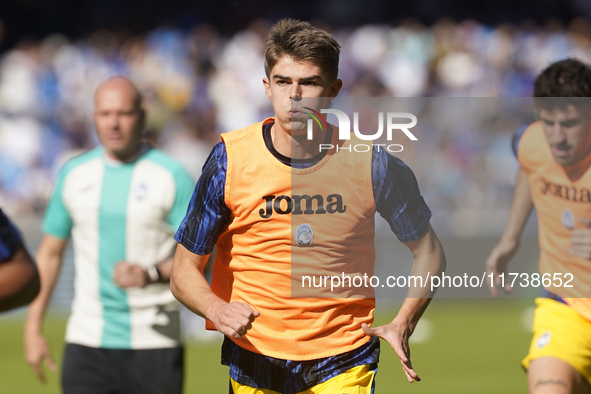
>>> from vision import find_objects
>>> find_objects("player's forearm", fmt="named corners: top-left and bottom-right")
top-left (170, 245), bottom-right (225, 320)
top-left (400, 226), bottom-right (446, 330)
top-left (500, 169), bottom-right (533, 243)
top-left (393, 297), bottom-right (432, 334)
top-left (171, 271), bottom-right (225, 320)
top-left (25, 238), bottom-right (64, 334)
top-left (406, 227), bottom-right (446, 298)
top-left (0, 245), bottom-right (40, 312)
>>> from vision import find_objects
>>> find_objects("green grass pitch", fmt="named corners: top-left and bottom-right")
top-left (0, 299), bottom-right (531, 393)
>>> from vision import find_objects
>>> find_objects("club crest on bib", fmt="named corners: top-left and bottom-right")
top-left (561, 208), bottom-right (575, 229)
top-left (295, 224), bottom-right (313, 246)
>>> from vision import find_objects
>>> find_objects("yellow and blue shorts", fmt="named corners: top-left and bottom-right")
top-left (522, 297), bottom-right (591, 385)
top-left (223, 336), bottom-right (380, 394)
top-left (230, 364), bottom-right (376, 394)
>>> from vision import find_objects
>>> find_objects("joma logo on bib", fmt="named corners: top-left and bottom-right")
top-left (259, 194), bottom-right (346, 218)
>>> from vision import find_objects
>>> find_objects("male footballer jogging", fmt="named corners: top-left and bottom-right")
top-left (487, 58), bottom-right (591, 394)
top-left (172, 19), bottom-right (445, 393)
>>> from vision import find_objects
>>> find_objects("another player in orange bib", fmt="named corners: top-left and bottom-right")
top-left (172, 19), bottom-right (445, 393)
top-left (487, 59), bottom-right (591, 394)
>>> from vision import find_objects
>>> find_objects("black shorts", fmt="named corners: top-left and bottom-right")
top-left (62, 343), bottom-right (184, 394)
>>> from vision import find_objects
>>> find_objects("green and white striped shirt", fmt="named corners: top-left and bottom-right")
top-left (43, 146), bottom-right (194, 349)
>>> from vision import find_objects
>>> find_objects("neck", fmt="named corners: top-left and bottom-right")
top-left (105, 144), bottom-right (145, 163)
top-left (271, 123), bottom-right (325, 160)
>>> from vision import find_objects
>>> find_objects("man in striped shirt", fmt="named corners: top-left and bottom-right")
top-left (24, 76), bottom-right (194, 393)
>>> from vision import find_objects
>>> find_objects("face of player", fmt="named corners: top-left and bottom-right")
top-left (93, 80), bottom-right (145, 161)
top-left (263, 56), bottom-right (342, 137)
top-left (539, 105), bottom-right (591, 166)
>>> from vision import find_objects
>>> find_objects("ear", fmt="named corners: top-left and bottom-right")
top-left (263, 78), bottom-right (272, 99)
top-left (328, 79), bottom-right (343, 98)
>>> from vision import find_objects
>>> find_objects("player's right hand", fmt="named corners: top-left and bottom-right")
top-left (24, 332), bottom-right (57, 383)
top-left (210, 301), bottom-right (260, 339)
top-left (485, 238), bottom-right (518, 297)
top-left (362, 321), bottom-right (420, 383)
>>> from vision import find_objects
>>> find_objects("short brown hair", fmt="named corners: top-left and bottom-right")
top-left (534, 58), bottom-right (591, 111)
top-left (264, 19), bottom-right (340, 81)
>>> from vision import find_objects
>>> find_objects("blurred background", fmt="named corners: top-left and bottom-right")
top-left (0, 0), bottom-right (588, 392)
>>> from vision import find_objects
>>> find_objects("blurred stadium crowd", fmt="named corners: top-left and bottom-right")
top-left (2, 17), bottom-right (590, 236)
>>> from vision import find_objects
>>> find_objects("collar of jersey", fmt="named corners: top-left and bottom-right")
top-left (101, 144), bottom-right (151, 167)
top-left (259, 118), bottom-right (338, 176)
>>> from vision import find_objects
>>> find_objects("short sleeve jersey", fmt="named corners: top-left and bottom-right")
top-left (43, 146), bottom-right (194, 349)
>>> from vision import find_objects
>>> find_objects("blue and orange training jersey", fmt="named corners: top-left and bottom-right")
top-left (176, 118), bottom-right (432, 360)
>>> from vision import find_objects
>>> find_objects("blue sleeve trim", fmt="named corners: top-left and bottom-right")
top-left (175, 142), bottom-right (230, 255)
top-left (512, 125), bottom-right (528, 158)
top-left (372, 147), bottom-right (433, 243)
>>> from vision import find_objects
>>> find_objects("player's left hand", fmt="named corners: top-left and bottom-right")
top-left (362, 321), bottom-right (420, 383)
top-left (566, 218), bottom-right (591, 260)
top-left (113, 261), bottom-right (148, 288)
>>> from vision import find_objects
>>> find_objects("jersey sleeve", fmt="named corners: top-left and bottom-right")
top-left (42, 167), bottom-right (73, 239)
top-left (372, 147), bottom-right (432, 243)
top-left (175, 142), bottom-right (231, 255)
top-left (0, 209), bottom-right (22, 262)
top-left (167, 165), bottom-right (196, 231)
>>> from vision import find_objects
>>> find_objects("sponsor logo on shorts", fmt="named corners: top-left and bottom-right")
top-left (536, 331), bottom-right (551, 349)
